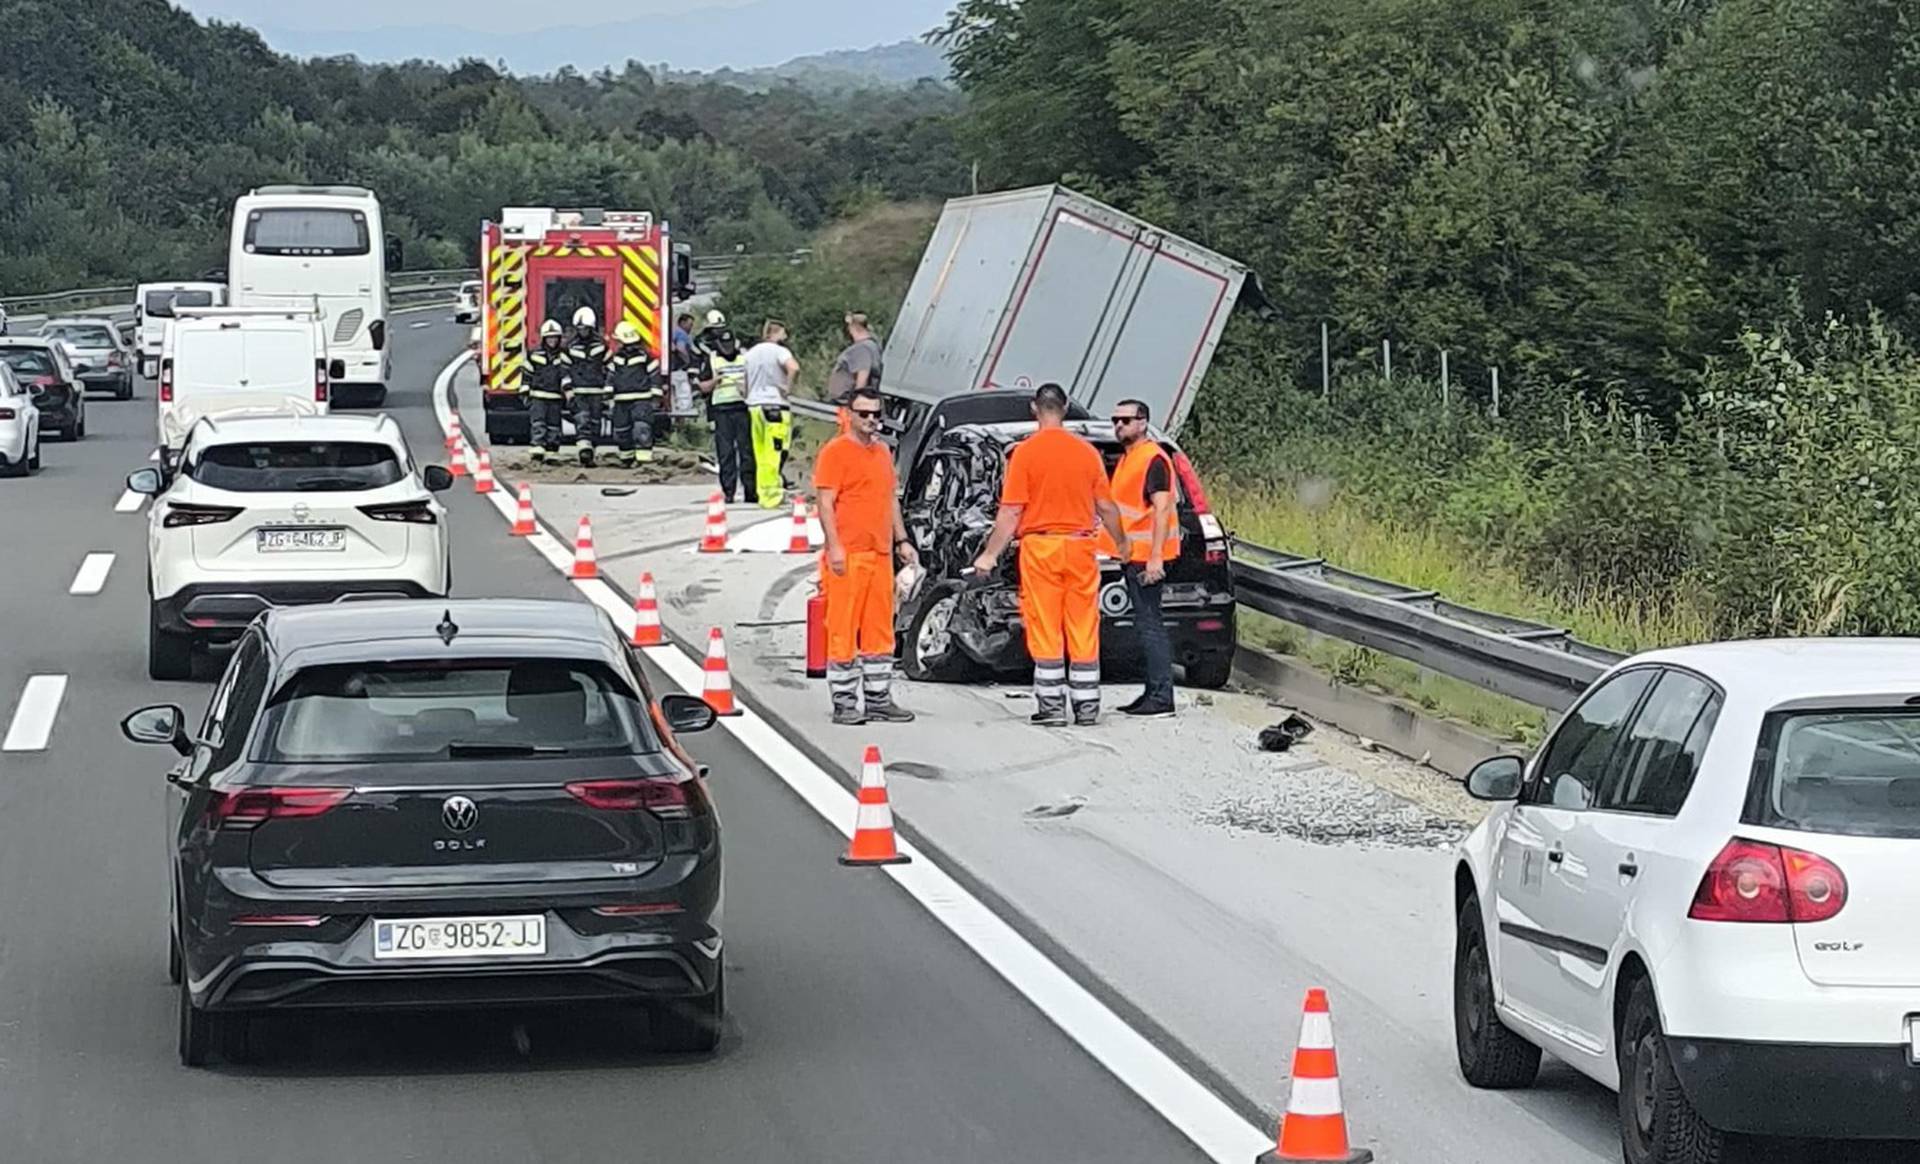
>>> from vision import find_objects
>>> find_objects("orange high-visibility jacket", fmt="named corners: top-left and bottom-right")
top-left (1099, 441), bottom-right (1182, 563)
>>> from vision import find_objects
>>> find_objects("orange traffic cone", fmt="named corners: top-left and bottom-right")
top-left (631, 572), bottom-right (663, 647)
top-left (570, 515), bottom-right (598, 580)
top-left (701, 628), bottom-right (742, 716)
top-left (840, 745), bottom-right (911, 867)
top-left (1257, 989), bottom-right (1372, 1163)
top-left (698, 492), bottom-right (729, 553)
top-left (510, 483), bottom-right (536, 536)
top-left (786, 498), bottom-right (812, 554)
top-left (448, 433), bottom-right (468, 478)
top-left (443, 416), bottom-right (460, 453)
top-left (474, 449), bottom-right (496, 494)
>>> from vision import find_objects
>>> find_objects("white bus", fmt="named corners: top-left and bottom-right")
top-left (227, 185), bottom-right (401, 406)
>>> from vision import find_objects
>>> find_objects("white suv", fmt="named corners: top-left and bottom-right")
top-left (127, 413), bottom-right (454, 679)
top-left (1453, 640), bottom-right (1920, 1163)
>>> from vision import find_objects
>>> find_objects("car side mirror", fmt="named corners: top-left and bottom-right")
top-left (126, 467), bottom-right (164, 496)
top-left (329, 358), bottom-right (347, 381)
top-left (660, 693), bottom-right (718, 735)
top-left (122, 704), bottom-right (191, 756)
top-left (1466, 755), bottom-right (1526, 802)
top-left (422, 465), bottom-right (454, 492)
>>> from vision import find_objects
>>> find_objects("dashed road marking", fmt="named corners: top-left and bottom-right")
top-left (69, 553), bottom-right (114, 595)
top-left (2, 675), bottom-right (68, 752)
top-left (114, 490), bottom-right (145, 514)
top-left (432, 352), bottom-right (1272, 1164)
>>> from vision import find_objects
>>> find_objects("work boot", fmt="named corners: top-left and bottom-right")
top-left (1121, 699), bottom-right (1175, 719)
top-left (578, 446), bottom-right (595, 468)
top-left (866, 701), bottom-right (916, 724)
top-left (635, 448), bottom-right (654, 464)
top-left (831, 706), bottom-right (868, 727)
top-left (529, 447), bottom-right (547, 464)
top-left (1029, 696), bottom-right (1068, 727)
top-left (1072, 706), bottom-right (1101, 728)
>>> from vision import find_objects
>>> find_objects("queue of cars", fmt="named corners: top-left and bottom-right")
top-left (0, 318), bottom-right (140, 476)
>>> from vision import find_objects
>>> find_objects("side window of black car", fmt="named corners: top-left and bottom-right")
top-left (205, 635), bottom-right (269, 772)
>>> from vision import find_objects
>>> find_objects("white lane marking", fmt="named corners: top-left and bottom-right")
top-left (114, 490), bottom-right (145, 514)
top-left (409, 321), bottom-right (433, 329)
top-left (2, 675), bottom-right (69, 752)
top-left (433, 353), bottom-right (1272, 1163)
top-left (69, 553), bottom-right (114, 595)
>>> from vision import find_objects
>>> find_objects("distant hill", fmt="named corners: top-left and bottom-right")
top-left (644, 40), bottom-right (954, 93)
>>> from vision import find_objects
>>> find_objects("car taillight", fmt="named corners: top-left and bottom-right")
top-left (207, 787), bottom-right (351, 828)
top-left (358, 500), bottom-right (437, 524)
top-left (314, 358), bottom-right (328, 403)
top-left (591, 903), bottom-right (684, 917)
top-left (566, 777), bottom-right (708, 821)
top-left (1688, 838), bottom-right (1848, 924)
top-left (162, 502), bottom-right (243, 528)
top-left (1170, 449), bottom-right (1213, 514)
top-left (159, 358), bottom-right (174, 403)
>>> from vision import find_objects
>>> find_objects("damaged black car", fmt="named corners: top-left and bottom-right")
top-left (889, 392), bottom-right (1238, 689)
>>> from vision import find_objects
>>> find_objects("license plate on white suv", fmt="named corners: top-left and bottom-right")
top-left (373, 915), bottom-right (547, 961)
top-left (257, 528), bottom-right (345, 553)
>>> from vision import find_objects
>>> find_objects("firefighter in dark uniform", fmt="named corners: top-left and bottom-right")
top-left (524, 318), bottom-right (570, 463)
top-left (564, 306), bottom-right (613, 467)
top-left (609, 320), bottom-right (663, 466)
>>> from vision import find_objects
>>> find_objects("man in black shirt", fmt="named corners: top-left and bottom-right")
top-left (1107, 398), bottom-right (1180, 718)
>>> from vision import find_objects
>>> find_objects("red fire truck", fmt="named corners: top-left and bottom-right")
top-left (479, 207), bottom-right (693, 444)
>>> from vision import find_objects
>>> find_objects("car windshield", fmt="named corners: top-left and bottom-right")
top-left (1751, 709), bottom-right (1920, 839)
top-left (185, 441), bottom-right (405, 492)
top-left (143, 289), bottom-right (215, 317)
top-left (42, 325), bottom-right (112, 347)
top-left (259, 660), bottom-right (653, 762)
top-left (0, 350), bottom-right (56, 379)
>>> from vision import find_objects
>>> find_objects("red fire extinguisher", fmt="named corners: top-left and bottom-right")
top-left (805, 589), bottom-right (827, 679)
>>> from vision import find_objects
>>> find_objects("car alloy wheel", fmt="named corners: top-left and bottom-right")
top-left (1453, 901), bottom-right (1541, 1089)
top-left (1616, 978), bottom-right (1724, 1164)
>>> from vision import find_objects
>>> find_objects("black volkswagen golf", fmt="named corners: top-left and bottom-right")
top-left (122, 599), bottom-right (725, 1066)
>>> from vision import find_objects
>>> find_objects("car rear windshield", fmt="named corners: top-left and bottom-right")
top-left (245, 208), bottom-right (370, 256)
top-left (259, 660), bottom-right (653, 763)
top-left (42, 325), bottom-right (113, 346)
top-left (1748, 709), bottom-right (1920, 839)
top-left (0, 350), bottom-right (55, 378)
top-left (143, 289), bottom-right (215, 317)
top-left (185, 441), bottom-right (405, 492)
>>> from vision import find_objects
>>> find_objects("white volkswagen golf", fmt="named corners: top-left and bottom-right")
top-left (128, 413), bottom-right (453, 680)
top-left (1453, 639), bottom-right (1920, 1163)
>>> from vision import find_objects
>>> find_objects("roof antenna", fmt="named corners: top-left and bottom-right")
top-left (436, 609), bottom-right (460, 646)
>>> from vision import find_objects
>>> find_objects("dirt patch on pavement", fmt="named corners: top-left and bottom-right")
top-left (490, 445), bottom-right (712, 487)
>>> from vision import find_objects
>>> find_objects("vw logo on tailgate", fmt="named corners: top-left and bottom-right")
top-left (441, 796), bottom-right (479, 833)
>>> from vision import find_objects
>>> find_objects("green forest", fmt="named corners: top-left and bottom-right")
top-left (0, 0), bottom-right (968, 289)
top-left (10, 0), bottom-right (1920, 658)
top-left (941, 0), bottom-right (1920, 650)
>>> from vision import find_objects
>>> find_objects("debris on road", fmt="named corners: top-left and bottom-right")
top-left (1257, 714), bottom-right (1315, 753)
top-left (492, 445), bottom-right (711, 486)
top-left (1212, 768), bottom-right (1467, 849)
top-left (1025, 795), bottom-right (1088, 819)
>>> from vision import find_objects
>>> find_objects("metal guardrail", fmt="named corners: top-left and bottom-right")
top-left (786, 395), bottom-right (1622, 710)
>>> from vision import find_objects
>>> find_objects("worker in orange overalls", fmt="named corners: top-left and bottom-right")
top-left (814, 386), bottom-right (920, 726)
top-left (973, 383), bottom-right (1131, 726)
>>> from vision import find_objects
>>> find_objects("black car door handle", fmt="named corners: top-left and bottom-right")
top-left (1619, 861), bottom-right (1640, 878)
top-left (1546, 848), bottom-right (1565, 865)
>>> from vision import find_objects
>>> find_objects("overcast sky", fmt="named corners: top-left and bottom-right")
top-left (174, 0), bottom-right (959, 72)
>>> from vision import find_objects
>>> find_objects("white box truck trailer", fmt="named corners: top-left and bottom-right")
top-left (882, 184), bottom-right (1252, 436)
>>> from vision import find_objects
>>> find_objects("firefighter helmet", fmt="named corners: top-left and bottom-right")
top-left (573, 306), bottom-right (597, 328)
top-left (539, 319), bottom-right (563, 339)
top-left (705, 309), bottom-right (727, 328)
top-left (613, 321), bottom-right (642, 345)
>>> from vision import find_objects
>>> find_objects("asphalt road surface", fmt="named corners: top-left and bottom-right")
top-left (0, 315), bottom-right (1216, 1164)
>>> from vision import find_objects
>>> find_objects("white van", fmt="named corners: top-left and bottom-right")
top-left (134, 282), bottom-right (227, 378)
top-left (157, 307), bottom-right (340, 457)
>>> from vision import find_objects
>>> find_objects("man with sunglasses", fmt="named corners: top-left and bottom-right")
top-left (972, 383), bottom-right (1132, 727)
top-left (813, 387), bottom-right (920, 726)
top-left (1101, 399), bottom-right (1179, 718)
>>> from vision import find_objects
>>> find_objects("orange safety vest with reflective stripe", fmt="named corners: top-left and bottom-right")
top-left (1098, 441), bottom-right (1182, 563)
